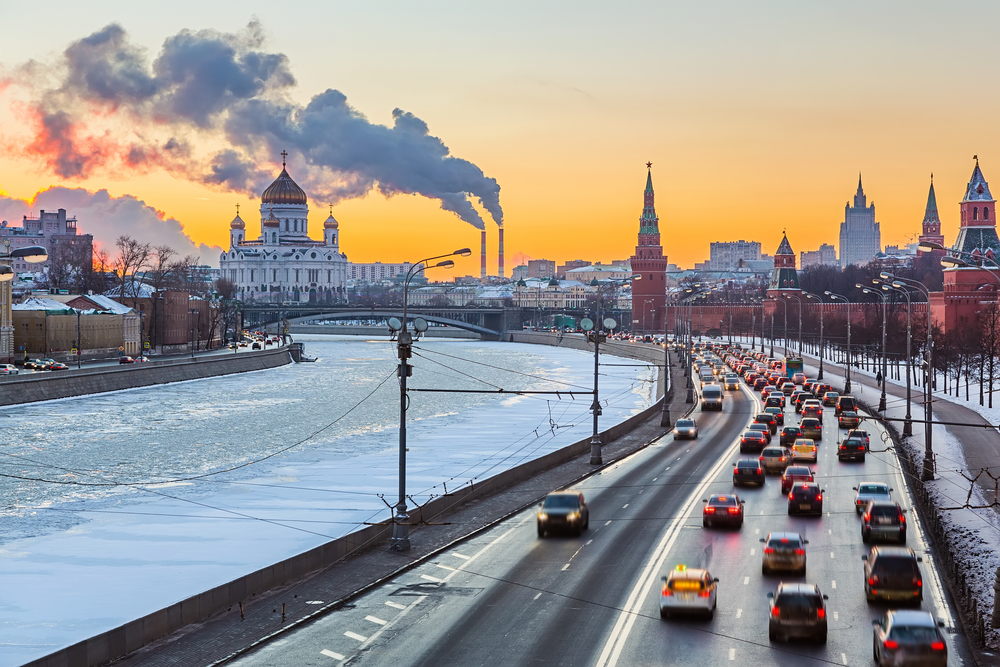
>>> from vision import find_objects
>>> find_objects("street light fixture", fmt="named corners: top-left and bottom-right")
top-left (388, 246), bottom-right (470, 552)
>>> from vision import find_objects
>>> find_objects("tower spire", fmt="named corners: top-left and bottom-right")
top-left (281, 150), bottom-right (288, 168)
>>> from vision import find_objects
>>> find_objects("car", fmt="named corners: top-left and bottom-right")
top-left (673, 419), bottom-right (698, 440)
top-left (779, 426), bottom-right (803, 446)
top-left (702, 493), bottom-right (744, 528)
top-left (238, 341), bottom-right (248, 347)
top-left (781, 381), bottom-right (796, 395)
top-left (794, 392), bottom-right (816, 412)
top-left (251, 342), bottom-right (262, 350)
top-left (748, 423), bottom-right (773, 443)
top-left (733, 459), bottom-right (766, 486)
top-left (724, 375), bottom-right (740, 390)
top-left (801, 400), bottom-right (824, 423)
top-left (800, 418), bottom-right (822, 440)
top-left (788, 482), bottom-right (824, 515)
top-left (835, 395), bottom-right (858, 416)
top-left (791, 372), bottom-right (806, 385)
top-left (768, 582), bottom-right (828, 643)
top-left (780, 465), bottom-right (815, 493)
top-left (760, 385), bottom-right (775, 400)
top-left (701, 384), bottom-right (724, 410)
top-left (0, 364), bottom-right (18, 375)
top-left (790, 438), bottom-right (818, 462)
top-left (537, 491), bottom-right (589, 537)
top-left (846, 428), bottom-right (871, 449)
top-left (822, 391), bottom-right (840, 407)
top-left (764, 406), bottom-right (785, 426)
top-left (119, 356), bottom-right (135, 364)
top-left (854, 482), bottom-right (892, 514)
top-left (838, 410), bottom-right (861, 429)
top-left (760, 532), bottom-right (808, 575)
top-left (838, 437), bottom-right (866, 462)
top-left (740, 430), bottom-right (770, 453)
top-left (863, 545), bottom-right (923, 604)
top-left (872, 610), bottom-right (946, 666)
top-left (764, 396), bottom-right (785, 412)
top-left (660, 564), bottom-right (718, 619)
top-left (48, 362), bottom-right (69, 371)
top-left (760, 446), bottom-right (792, 473)
top-left (862, 501), bottom-right (907, 544)
top-left (755, 412), bottom-right (778, 434)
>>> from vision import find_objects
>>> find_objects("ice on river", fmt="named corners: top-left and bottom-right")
top-left (0, 336), bottom-right (655, 666)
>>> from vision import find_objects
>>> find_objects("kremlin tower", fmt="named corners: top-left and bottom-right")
top-left (630, 164), bottom-right (667, 334)
top-left (916, 175), bottom-right (944, 257)
top-left (767, 233), bottom-right (800, 298)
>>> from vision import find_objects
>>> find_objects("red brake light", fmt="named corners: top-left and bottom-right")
top-left (869, 576), bottom-right (879, 586)
top-left (771, 606), bottom-right (780, 617)
top-left (815, 494), bottom-right (822, 501)
top-left (728, 507), bottom-right (740, 514)
top-left (779, 457), bottom-right (786, 461)
top-left (764, 547), bottom-right (774, 554)
top-left (788, 492), bottom-right (794, 500)
top-left (662, 586), bottom-right (672, 596)
top-left (816, 608), bottom-right (825, 619)
top-left (913, 577), bottom-right (922, 587)
top-left (899, 513), bottom-right (906, 524)
top-left (756, 469), bottom-right (762, 474)
top-left (931, 642), bottom-right (945, 651)
top-left (704, 507), bottom-right (716, 514)
top-left (794, 548), bottom-right (805, 555)
top-left (698, 590), bottom-right (710, 598)
top-left (759, 456), bottom-right (765, 461)
top-left (884, 640), bottom-right (898, 650)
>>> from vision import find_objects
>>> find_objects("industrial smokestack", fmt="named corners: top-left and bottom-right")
top-left (498, 226), bottom-right (504, 278)
top-left (481, 230), bottom-right (487, 279)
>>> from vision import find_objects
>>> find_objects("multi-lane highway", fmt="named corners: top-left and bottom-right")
top-left (228, 353), bottom-right (971, 667)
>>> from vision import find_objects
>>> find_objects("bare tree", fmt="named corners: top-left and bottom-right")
top-left (113, 236), bottom-right (151, 307)
top-left (41, 240), bottom-right (92, 292)
top-left (146, 245), bottom-right (178, 294)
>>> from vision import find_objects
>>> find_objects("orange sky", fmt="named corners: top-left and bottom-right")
top-left (0, 1), bottom-right (997, 279)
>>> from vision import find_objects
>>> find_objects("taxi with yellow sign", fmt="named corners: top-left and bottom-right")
top-left (660, 564), bottom-right (719, 619)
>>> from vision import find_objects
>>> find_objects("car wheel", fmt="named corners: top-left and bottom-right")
top-left (762, 564), bottom-right (769, 575)
top-left (818, 631), bottom-right (827, 644)
top-left (769, 629), bottom-right (778, 642)
top-left (736, 520), bottom-right (743, 529)
top-left (660, 608), bottom-right (669, 619)
top-left (537, 526), bottom-right (545, 538)
top-left (798, 565), bottom-right (806, 576)
top-left (788, 507), bottom-right (793, 515)
top-left (859, 455), bottom-right (866, 463)
top-left (873, 638), bottom-right (880, 664)
top-left (703, 518), bottom-right (709, 528)
top-left (899, 532), bottom-right (906, 545)
top-left (862, 530), bottom-right (870, 543)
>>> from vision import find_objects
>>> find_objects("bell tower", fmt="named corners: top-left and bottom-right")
top-left (917, 175), bottom-right (945, 257)
top-left (629, 163), bottom-right (667, 334)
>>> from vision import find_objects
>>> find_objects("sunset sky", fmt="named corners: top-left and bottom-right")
top-left (0, 0), bottom-right (997, 278)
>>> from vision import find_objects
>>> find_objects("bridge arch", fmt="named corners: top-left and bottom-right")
top-left (277, 310), bottom-right (498, 337)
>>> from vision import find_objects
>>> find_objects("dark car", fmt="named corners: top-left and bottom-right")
top-left (801, 400), bottom-right (824, 423)
top-left (862, 501), bottom-right (907, 544)
top-left (702, 493), bottom-right (744, 528)
top-left (787, 482), bottom-right (824, 516)
top-left (764, 406), bottom-right (785, 426)
top-left (779, 426), bottom-right (804, 446)
top-left (822, 391), bottom-right (840, 407)
top-left (863, 546), bottom-right (923, 605)
top-left (872, 610), bottom-right (946, 666)
top-left (760, 532), bottom-right (808, 576)
top-left (780, 465), bottom-right (815, 494)
top-left (800, 418), bottom-right (822, 440)
top-left (764, 395), bottom-right (785, 410)
top-left (251, 342), bottom-right (262, 350)
top-left (537, 491), bottom-right (589, 537)
top-left (753, 377), bottom-right (768, 391)
top-left (846, 429), bottom-right (871, 449)
top-left (768, 583), bottom-right (828, 643)
top-left (835, 395), bottom-right (858, 416)
top-left (733, 459), bottom-right (765, 487)
top-left (795, 393), bottom-right (816, 412)
top-left (838, 437), bottom-right (866, 462)
top-left (755, 412), bottom-right (778, 434)
top-left (748, 423), bottom-right (773, 443)
top-left (740, 430), bottom-right (769, 453)
top-left (781, 381), bottom-right (796, 395)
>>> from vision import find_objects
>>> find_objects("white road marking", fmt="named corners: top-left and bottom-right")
top-left (755, 528), bottom-right (760, 534)
top-left (665, 467), bottom-right (671, 471)
top-left (452, 553), bottom-right (470, 560)
top-left (729, 648), bottom-right (736, 660)
top-left (345, 631), bottom-right (368, 642)
top-left (828, 529), bottom-right (832, 534)
top-left (305, 600), bottom-right (324, 604)
top-left (420, 574), bottom-right (443, 583)
top-left (605, 520), bottom-right (612, 526)
top-left (841, 652), bottom-right (848, 665)
top-left (321, 649), bottom-right (344, 660)
top-left (750, 548), bottom-right (755, 555)
top-left (622, 504), bottom-right (629, 509)
top-left (834, 611), bottom-right (839, 621)
top-left (639, 489), bottom-right (644, 494)
top-left (561, 564), bottom-right (570, 571)
top-left (830, 551), bottom-right (835, 559)
top-left (736, 608), bottom-right (742, 618)
top-left (534, 592), bottom-right (542, 600)
top-left (436, 564), bottom-right (457, 572)
top-left (652, 478), bottom-right (657, 482)
top-left (760, 510), bottom-right (765, 515)
top-left (587, 539), bottom-right (593, 545)
top-left (385, 601), bottom-right (406, 610)
top-left (365, 615), bottom-right (387, 625)
top-left (831, 580), bottom-right (837, 589)
top-left (743, 576), bottom-right (749, 585)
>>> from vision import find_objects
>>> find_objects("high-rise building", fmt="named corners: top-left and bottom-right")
top-left (800, 243), bottom-right (838, 269)
top-left (708, 240), bottom-right (761, 271)
top-left (0, 208), bottom-right (93, 273)
top-left (839, 174), bottom-right (882, 268)
top-left (557, 259), bottom-right (590, 278)
top-left (917, 175), bottom-right (945, 257)
top-left (527, 259), bottom-right (556, 278)
top-left (630, 164), bottom-right (667, 334)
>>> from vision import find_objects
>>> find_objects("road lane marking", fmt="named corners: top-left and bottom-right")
top-left (750, 548), bottom-right (755, 555)
top-left (831, 580), bottom-right (837, 589)
top-left (639, 489), bottom-right (644, 494)
top-left (561, 564), bottom-right (570, 571)
top-left (834, 611), bottom-right (839, 621)
top-left (436, 563), bottom-right (457, 572)
top-left (828, 529), bottom-right (832, 534)
top-left (729, 648), bottom-right (736, 660)
top-left (587, 539), bottom-right (593, 545)
top-left (365, 615), bottom-right (387, 625)
top-left (736, 608), bottom-right (742, 618)
top-left (320, 649), bottom-right (344, 660)
top-left (605, 520), bottom-right (612, 526)
top-left (623, 504), bottom-right (629, 509)
top-left (652, 478), bottom-right (657, 481)
top-left (755, 528), bottom-right (760, 534)
top-left (451, 553), bottom-right (470, 560)
top-left (420, 574), bottom-right (443, 583)
top-left (760, 510), bottom-right (765, 514)
top-left (534, 592), bottom-right (542, 600)
top-left (385, 601), bottom-right (406, 610)
top-left (830, 552), bottom-right (835, 559)
top-left (345, 631), bottom-right (368, 642)
top-left (743, 576), bottom-right (749, 585)
top-left (841, 652), bottom-right (848, 665)
top-left (665, 467), bottom-right (671, 471)
top-left (595, 382), bottom-right (757, 667)
top-left (305, 600), bottom-right (324, 604)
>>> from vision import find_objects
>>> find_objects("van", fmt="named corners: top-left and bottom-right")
top-left (702, 385), bottom-right (724, 411)
top-left (835, 396), bottom-right (857, 416)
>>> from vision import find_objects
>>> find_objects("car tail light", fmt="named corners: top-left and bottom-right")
top-left (698, 590), bottom-right (710, 598)
top-left (899, 513), bottom-right (906, 524)
top-left (815, 494), bottom-right (822, 501)
top-left (788, 492), bottom-right (794, 500)
top-left (913, 577), bottom-right (922, 587)
top-left (779, 457), bottom-right (786, 462)
top-left (728, 507), bottom-right (739, 514)
top-left (884, 640), bottom-right (898, 650)
top-left (759, 456), bottom-right (765, 461)
top-left (869, 576), bottom-right (880, 586)
top-left (771, 606), bottom-right (780, 617)
top-left (704, 507), bottom-right (716, 514)
top-left (756, 469), bottom-right (762, 475)
top-left (764, 547), bottom-right (774, 554)
top-left (816, 608), bottom-right (825, 619)
top-left (931, 641), bottom-right (945, 650)
top-left (794, 548), bottom-right (805, 555)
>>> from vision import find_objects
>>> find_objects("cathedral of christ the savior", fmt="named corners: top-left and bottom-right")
top-left (219, 154), bottom-right (349, 304)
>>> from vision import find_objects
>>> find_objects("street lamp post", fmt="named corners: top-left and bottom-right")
top-left (388, 247), bottom-right (470, 552)
top-left (859, 284), bottom-right (888, 412)
top-left (784, 293), bottom-right (803, 355)
top-left (661, 293), bottom-right (673, 428)
top-left (803, 292), bottom-right (824, 380)
top-left (825, 291), bottom-right (851, 393)
top-left (881, 281), bottom-right (913, 436)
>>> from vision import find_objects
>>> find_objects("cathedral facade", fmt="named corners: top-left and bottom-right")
top-left (220, 159), bottom-right (349, 304)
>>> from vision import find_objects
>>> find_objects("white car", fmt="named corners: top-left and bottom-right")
top-left (673, 419), bottom-right (698, 440)
top-left (0, 364), bottom-right (18, 375)
top-left (853, 482), bottom-right (892, 514)
top-left (660, 564), bottom-right (718, 619)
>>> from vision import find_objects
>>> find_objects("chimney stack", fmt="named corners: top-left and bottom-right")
top-left (498, 226), bottom-right (504, 278)
top-left (481, 230), bottom-right (487, 279)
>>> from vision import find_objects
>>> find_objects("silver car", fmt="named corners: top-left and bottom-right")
top-left (760, 532), bottom-right (808, 575)
top-left (872, 610), bottom-right (947, 666)
top-left (760, 446), bottom-right (792, 473)
top-left (853, 482), bottom-right (892, 514)
top-left (673, 419), bottom-right (698, 440)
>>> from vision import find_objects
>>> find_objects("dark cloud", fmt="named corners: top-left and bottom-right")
top-left (12, 21), bottom-right (502, 229)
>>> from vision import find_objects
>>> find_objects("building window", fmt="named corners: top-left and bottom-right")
top-left (987, 207), bottom-right (991, 221)
top-left (974, 207), bottom-right (979, 221)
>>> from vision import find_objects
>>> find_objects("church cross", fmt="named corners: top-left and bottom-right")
top-left (281, 150), bottom-right (288, 167)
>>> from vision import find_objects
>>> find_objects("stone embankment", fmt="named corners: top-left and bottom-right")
top-left (0, 348), bottom-right (292, 407)
top-left (289, 324), bottom-right (479, 338)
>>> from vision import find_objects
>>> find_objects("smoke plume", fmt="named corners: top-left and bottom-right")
top-left (6, 21), bottom-right (503, 230)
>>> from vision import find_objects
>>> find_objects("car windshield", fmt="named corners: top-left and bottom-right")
top-left (542, 495), bottom-right (579, 509)
top-left (874, 556), bottom-right (919, 576)
top-left (793, 484), bottom-right (818, 494)
top-left (784, 428), bottom-right (802, 434)
top-left (844, 439), bottom-right (863, 447)
top-left (709, 496), bottom-right (737, 506)
top-left (859, 485), bottom-right (887, 494)
top-left (750, 424), bottom-right (768, 431)
top-left (676, 420), bottom-right (695, 428)
top-left (889, 625), bottom-right (938, 642)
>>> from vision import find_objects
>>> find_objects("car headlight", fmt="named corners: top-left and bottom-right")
top-left (537, 512), bottom-right (548, 521)
top-left (567, 511), bottom-right (579, 521)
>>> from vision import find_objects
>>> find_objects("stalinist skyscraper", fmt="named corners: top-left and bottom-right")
top-left (838, 174), bottom-right (882, 268)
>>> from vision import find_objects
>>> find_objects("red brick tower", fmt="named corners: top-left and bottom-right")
top-left (767, 233), bottom-right (801, 298)
top-left (630, 163), bottom-right (667, 334)
top-left (917, 174), bottom-right (945, 257)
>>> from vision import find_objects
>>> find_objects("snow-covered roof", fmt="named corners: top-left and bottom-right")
top-left (103, 282), bottom-right (156, 299)
top-left (13, 297), bottom-right (75, 312)
top-left (78, 294), bottom-right (135, 314)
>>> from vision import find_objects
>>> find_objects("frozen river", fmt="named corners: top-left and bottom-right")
top-left (0, 335), bottom-right (656, 666)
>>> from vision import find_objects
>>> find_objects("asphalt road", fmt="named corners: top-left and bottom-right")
top-left (227, 370), bottom-right (971, 667)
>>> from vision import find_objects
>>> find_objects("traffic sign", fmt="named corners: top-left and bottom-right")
top-left (71, 348), bottom-right (77, 354)
top-left (144, 342), bottom-right (150, 349)
top-left (119, 346), bottom-right (124, 351)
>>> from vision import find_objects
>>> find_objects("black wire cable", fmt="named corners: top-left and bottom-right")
top-left (412, 344), bottom-right (593, 390)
